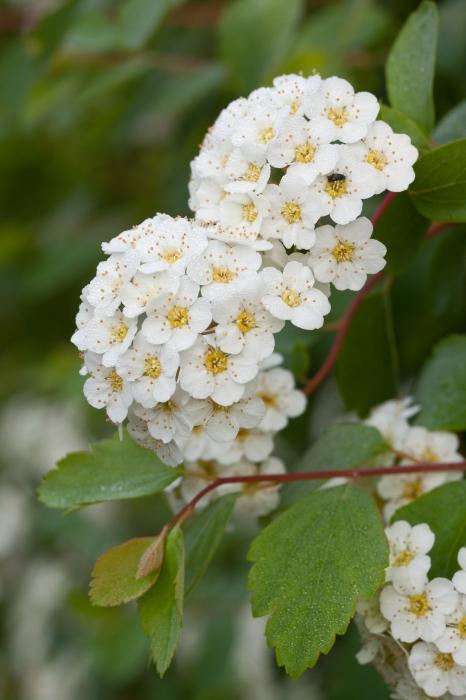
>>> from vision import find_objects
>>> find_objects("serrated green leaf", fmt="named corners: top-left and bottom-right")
top-left (90, 537), bottom-right (159, 607)
top-left (336, 291), bottom-right (399, 416)
top-left (386, 1), bottom-right (438, 133)
top-left (139, 527), bottom-right (184, 677)
top-left (39, 432), bottom-right (183, 509)
top-left (415, 335), bottom-right (466, 430)
top-left (248, 484), bottom-right (388, 677)
top-left (378, 105), bottom-right (430, 152)
top-left (184, 495), bottom-right (236, 595)
top-left (218, 0), bottom-right (303, 93)
top-left (374, 192), bottom-right (428, 274)
top-left (393, 481), bottom-right (466, 578)
top-left (409, 138), bottom-right (466, 222)
top-left (434, 100), bottom-right (466, 145)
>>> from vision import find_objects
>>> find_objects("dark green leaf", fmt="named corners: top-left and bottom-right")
top-left (393, 481), bottom-right (466, 578)
top-left (90, 537), bottom-right (159, 607)
top-left (409, 138), bottom-right (466, 222)
top-left (139, 527), bottom-right (184, 676)
top-left (118, 0), bottom-right (178, 50)
top-left (415, 335), bottom-right (466, 430)
top-left (337, 291), bottom-right (399, 416)
top-left (38, 432), bottom-right (183, 509)
top-left (218, 0), bottom-right (303, 93)
top-left (248, 484), bottom-right (388, 677)
top-left (434, 100), bottom-right (466, 145)
top-left (386, 1), bottom-right (438, 133)
top-left (378, 105), bottom-right (430, 152)
top-left (184, 495), bottom-right (236, 595)
top-left (374, 192), bottom-right (428, 273)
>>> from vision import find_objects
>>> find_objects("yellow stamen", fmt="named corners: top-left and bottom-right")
top-left (326, 106), bottom-right (349, 127)
top-left (457, 616), bottom-right (466, 639)
top-left (294, 142), bottom-right (315, 163)
top-left (331, 240), bottom-right (355, 263)
top-left (280, 288), bottom-right (302, 308)
top-left (394, 550), bottom-right (414, 567)
top-left (144, 356), bottom-right (162, 379)
top-left (242, 163), bottom-right (261, 182)
top-left (421, 448), bottom-right (438, 463)
top-left (236, 310), bottom-right (256, 334)
top-left (167, 306), bottom-right (189, 328)
top-left (111, 322), bottom-right (128, 343)
top-left (257, 391), bottom-right (278, 408)
top-left (408, 594), bottom-right (430, 617)
top-left (259, 126), bottom-right (275, 144)
top-left (402, 479), bottom-right (424, 500)
top-left (435, 653), bottom-right (455, 671)
top-left (367, 149), bottom-right (388, 171)
top-left (281, 201), bottom-right (302, 224)
top-left (204, 348), bottom-right (228, 375)
top-left (160, 247), bottom-right (182, 264)
top-left (242, 202), bottom-right (258, 223)
top-left (325, 176), bottom-right (347, 198)
top-left (106, 369), bottom-right (123, 392)
top-left (212, 266), bottom-right (236, 283)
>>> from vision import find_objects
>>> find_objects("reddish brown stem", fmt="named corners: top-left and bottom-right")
top-left (169, 460), bottom-right (466, 528)
top-left (426, 222), bottom-right (454, 239)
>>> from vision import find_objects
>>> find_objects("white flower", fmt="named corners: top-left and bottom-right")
top-left (137, 215), bottom-right (208, 275)
top-left (85, 254), bottom-right (138, 315)
top-left (350, 121), bottom-right (418, 194)
top-left (356, 595), bottom-right (390, 634)
top-left (308, 150), bottom-right (377, 225)
top-left (202, 220), bottom-right (272, 251)
top-left (408, 642), bottom-right (466, 698)
top-left (436, 596), bottom-right (466, 666)
top-left (127, 410), bottom-right (183, 466)
top-left (453, 549), bottom-right (466, 595)
top-left (189, 176), bottom-right (224, 222)
top-left (231, 96), bottom-right (290, 161)
top-left (131, 389), bottom-right (194, 445)
top-left (83, 353), bottom-right (133, 423)
top-left (309, 217), bottom-right (386, 291)
top-left (102, 217), bottom-right (161, 255)
top-left (261, 260), bottom-right (331, 330)
top-left (116, 333), bottom-right (179, 407)
top-left (72, 309), bottom-right (137, 367)
top-left (400, 426), bottom-right (464, 466)
top-left (262, 174), bottom-right (322, 249)
top-left (223, 149), bottom-right (270, 195)
top-left (120, 271), bottom-right (179, 318)
top-left (385, 521), bottom-right (435, 591)
top-left (187, 240), bottom-right (261, 301)
top-left (217, 192), bottom-right (270, 238)
top-left (365, 397), bottom-right (419, 450)
top-left (179, 336), bottom-right (259, 406)
top-left (377, 471), bottom-right (461, 521)
top-left (255, 367), bottom-right (306, 431)
top-left (180, 459), bottom-right (221, 508)
top-left (272, 73), bottom-right (322, 117)
top-left (212, 285), bottom-right (284, 359)
top-left (178, 424), bottom-right (223, 462)
top-left (215, 428), bottom-right (274, 465)
top-left (142, 276), bottom-right (211, 352)
top-left (226, 456), bottom-right (286, 518)
top-left (304, 76), bottom-right (379, 143)
top-left (181, 392), bottom-right (265, 443)
top-left (380, 577), bottom-right (458, 643)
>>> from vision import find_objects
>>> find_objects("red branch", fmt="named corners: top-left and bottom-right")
top-left (169, 460), bottom-right (466, 528)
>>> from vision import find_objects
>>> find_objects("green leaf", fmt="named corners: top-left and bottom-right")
top-left (184, 495), bottom-right (236, 595)
top-left (38, 432), bottom-right (183, 509)
top-left (378, 105), bottom-right (430, 152)
top-left (218, 0), bottom-right (303, 93)
top-left (63, 11), bottom-right (120, 52)
top-left (409, 138), bottom-right (466, 222)
top-left (336, 291), bottom-right (399, 416)
top-left (248, 484), bottom-right (388, 677)
top-left (415, 335), bottom-right (466, 430)
top-left (434, 100), bottom-right (466, 145)
top-left (374, 192), bottom-right (428, 274)
top-left (118, 0), bottom-right (180, 50)
top-left (386, 1), bottom-right (438, 133)
top-left (139, 527), bottom-right (184, 676)
top-left (90, 537), bottom-right (159, 607)
top-left (393, 481), bottom-right (466, 578)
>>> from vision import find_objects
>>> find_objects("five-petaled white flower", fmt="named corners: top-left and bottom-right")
top-left (83, 353), bottom-right (133, 424)
top-left (385, 521), bottom-right (435, 591)
top-left (255, 367), bottom-right (306, 431)
top-left (408, 642), bottom-right (466, 698)
top-left (137, 215), bottom-right (208, 275)
top-left (187, 240), bottom-right (261, 301)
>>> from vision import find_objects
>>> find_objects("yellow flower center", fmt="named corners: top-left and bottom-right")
top-left (421, 448), bottom-right (438, 463)
top-left (242, 163), bottom-right (261, 182)
top-left (167, 305), bottom-right (189, 328)
top-left (257, 391), bottom-right (278, 408)
top-left (281, 201), bottom-right (302, 224)
top-left (435, 653), bottom-right (455, 671)
top-left (325, 174), bottom-right (347, 198)
top-left (402, 478), bottom-right (424, 500)
top-left (259, 126), bottom-right (275, 144)
top-left (212, 266), bottom-right (237, 283)
top-left (204, 348), bottom-right (228, 375)
top-left (294, 142), bottom-right (315, 163)
top-left (367, 149), bottom-right (388, 171)
top-left (144, 356), bottom-right (162, 379)
top-left (242, 202), bottom-right (258, 223)
top-left (408, 594), bottom-right (430, 617)
top-left (106, 369), bottom-right (123, 392)
top-left (326, 106), bottom-right (349, 127)
top-left (289, 99), bottom-right (300, 115)
top-left (160, 247), bottom-right (182, 264)
top-left (457, 616), bottom-right (466, 638)
top-left (236, 428), bottom-right (249, 442)
top-left (236, 310), bottom-right (256, 334)
top-left (280, 287), bottom-right (302, 308)
top-left (394, 549), bottom-right (414, 567)
top-left (331, 240), bottom-right (355, 263)
top-left (111, 322), bottom-right (128, 343)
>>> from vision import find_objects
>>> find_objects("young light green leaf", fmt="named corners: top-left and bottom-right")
top-left (38, 432), bottom-right (183, 509)
top-left (393, 481), bottom-right (466, 578)
top-left (139, 527), bottom-right (184, 677)
top-left (374, 192), bottom-right (428, 274)
top-left (218, 0), bottom-right (303, 93)
top-left (336, 291), bottom-right (399, 416)
top-left (378, 105), bottom-right (430, 152)
top-left (90, 537), bottom-right (159, 607)
top-left (184, 495), bottom-right (236, 595)
top-left (434, 99), bottom-right (466, 145)
top-left (386, 1), bottom-right (438, 133)
top-left (409, 138), bottom-right (466, 222)
top-left (248, 485), bottom-right (388, 677)
top-left (415, 335), bottom-right (466, 430)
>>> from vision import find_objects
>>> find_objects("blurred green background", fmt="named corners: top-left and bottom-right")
top-left (1, 1), bottom-right (465, 698)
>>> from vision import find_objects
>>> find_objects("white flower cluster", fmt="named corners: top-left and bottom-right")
top-left (357, 527), bottom-right (466, 699)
